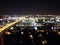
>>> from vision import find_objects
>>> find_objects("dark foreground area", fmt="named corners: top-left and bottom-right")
top-left (3, 26), bottom-right (60, 45)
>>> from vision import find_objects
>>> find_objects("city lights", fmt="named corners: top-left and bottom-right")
top-left (5, 31), bottom-right (11, 35)
top-left (29, 34), bottom-right (33, 39)
top-left (0, 15), bottom-right (60, 45)
top-left (21, 32), bottom-right (24, 34)
top-left (42, 40), bottom-right (47, 44)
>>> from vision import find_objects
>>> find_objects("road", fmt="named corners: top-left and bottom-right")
top-left (0, 16), bottom-right (26, 33)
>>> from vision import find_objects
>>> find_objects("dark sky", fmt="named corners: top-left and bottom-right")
top-left (0, 0), bottom-right (60, 15)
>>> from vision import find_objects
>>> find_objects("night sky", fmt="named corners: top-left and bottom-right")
top-left (0, 0), bottom-right (60, 15)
